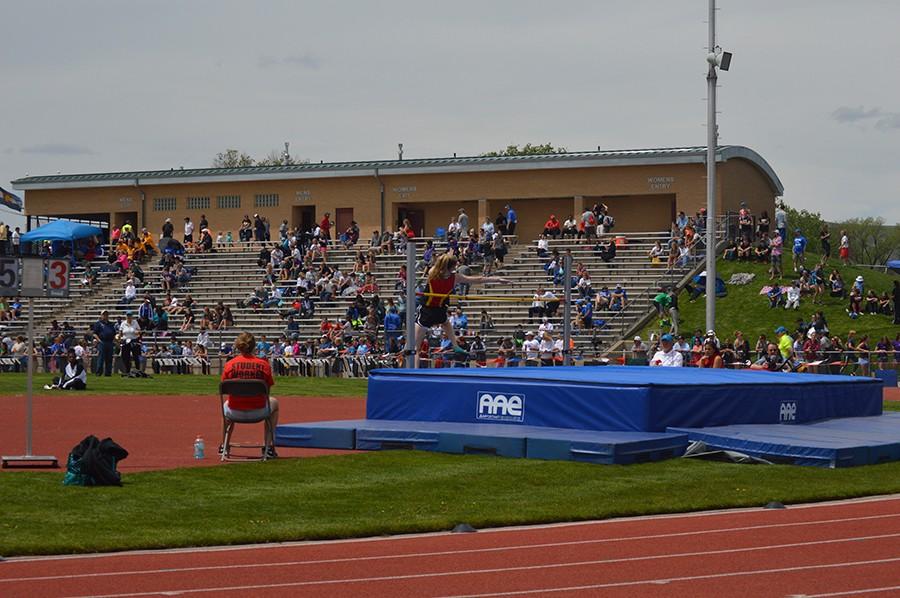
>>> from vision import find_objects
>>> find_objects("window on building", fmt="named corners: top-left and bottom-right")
top-left (254, 193), bottom-right (280, 208)
top-left (186, 196), bottom-right (211, 210)
top-left (153, 197), bottom-right (177, 211)
top-left (216, 195), bottom-right (241, 209)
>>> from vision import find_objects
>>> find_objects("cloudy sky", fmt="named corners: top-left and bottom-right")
top-left (2, 0), bottom-right (899, 226)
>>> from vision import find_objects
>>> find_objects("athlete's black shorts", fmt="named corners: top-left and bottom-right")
top-left (417, 305), bottom-right (448, 328)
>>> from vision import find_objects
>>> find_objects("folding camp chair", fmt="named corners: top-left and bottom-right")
top-left (219, 379), bottom-right (273, 462)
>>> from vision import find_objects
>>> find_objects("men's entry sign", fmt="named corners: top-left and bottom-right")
top-left (0, 257), bottom-right (70, 298)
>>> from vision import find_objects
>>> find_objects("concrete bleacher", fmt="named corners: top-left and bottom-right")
top-left (7, 230), bottom-right (696, 360)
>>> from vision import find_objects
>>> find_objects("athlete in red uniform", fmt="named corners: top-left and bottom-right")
top-left (414, 253), bottom-right (509, 367)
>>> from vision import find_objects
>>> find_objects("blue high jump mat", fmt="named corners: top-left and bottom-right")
top-left (367, 366), bottom-right (882, 433)
top-left (670, 412), bottom-right (900, 468)
top-left (275, 419), bottom-right (689, 465)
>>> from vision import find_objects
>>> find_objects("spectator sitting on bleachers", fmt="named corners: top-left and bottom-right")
top-left (479, 309), bottom-right (494, 330)
top-left (543, 215), bottom-right (561, 238)
top-left (536, 234), bottom-right (550, 258)
top-left (648, 241), bottom-right (664, 266)
top-left (562, 215), bottom-right (578, 239)
top-left (595, 237), bottom-right (616, 263)
top-left (450, 307), bottom-right (468, 334)
top-left (594, 285), bottom-right (611, 311)
top-left (340, 221), bottom-right (360, 248)
top-left (649, 334), bottom-right (683, 367)
top-left (119, 277), bottom-right (137, 304)
top-left (610, 283), bottom-right (627, 311)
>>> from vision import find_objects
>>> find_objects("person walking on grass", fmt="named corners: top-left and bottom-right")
top-left (414, 253), bottom-right (509, 368)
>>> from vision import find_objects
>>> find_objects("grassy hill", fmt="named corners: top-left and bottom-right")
top-left (638, 252), bottom-right (898, 345)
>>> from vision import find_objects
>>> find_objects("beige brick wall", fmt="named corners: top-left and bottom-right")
top-left (23, 157), bottom-right (776, 240)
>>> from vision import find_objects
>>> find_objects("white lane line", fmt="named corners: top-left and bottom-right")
top-left (437, 557), bottom-right (900, 597)
top-left (8, 512), bottom-right (900, 584)
top-left (799, 585), bottom-right (900, 597)
top-left (58, 534), bottom-right (900, 598)
top-left (14, 493), bottom-right (900, 563)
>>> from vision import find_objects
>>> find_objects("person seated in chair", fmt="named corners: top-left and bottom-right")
top-left (221, 332), bottom-right (279, 458)
top-left (44, 349), bottom-right (87, 390)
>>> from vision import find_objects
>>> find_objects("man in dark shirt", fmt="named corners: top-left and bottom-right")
top-left (161, 218), bottom-right (174, 239)
top-left (92, 310), bottom-right (117, 376)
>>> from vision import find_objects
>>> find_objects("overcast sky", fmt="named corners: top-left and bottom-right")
top-left (2, 0), bottom-right (899, 226)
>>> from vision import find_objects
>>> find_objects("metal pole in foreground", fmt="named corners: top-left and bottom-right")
top-left (25, 297), bottom-right (34, 456)
top-left (562, 254), bottom-right (572, 366)
top-left (705, 0), bottom-right (718, 334)
top-left (404, 240), bottom-right (417, 369)
top-left (2, 296), bottom-right (58, 468)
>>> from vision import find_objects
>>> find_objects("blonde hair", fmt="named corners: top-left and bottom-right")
top-left (234, 332), bottom-right (256, 356)
top-left (428, 253), bottom-right (458, 282)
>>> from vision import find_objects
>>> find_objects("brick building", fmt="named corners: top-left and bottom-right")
top-left (12, 145), bottom-right (783, 242)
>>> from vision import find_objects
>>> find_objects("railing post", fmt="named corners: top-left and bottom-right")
top-left (404, 240), bottom-right (417, 368)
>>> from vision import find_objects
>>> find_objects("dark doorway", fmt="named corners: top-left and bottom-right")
top-left (335, 208), bottom-right (354, 235)
top-left (397, 207), bottom-right (425, 236)
top-left (292, 206), bottom-right (316, 232)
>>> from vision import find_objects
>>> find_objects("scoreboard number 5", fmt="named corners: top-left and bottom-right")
top-left (0, 257), bottom-right (17, 296)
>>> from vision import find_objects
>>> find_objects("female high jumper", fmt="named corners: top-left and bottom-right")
top-left (414, 252), bottom-right (510, 367)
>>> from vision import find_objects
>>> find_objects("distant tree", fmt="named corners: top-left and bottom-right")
top-left (256, 149), bottom-right (310, 167)
top-left (839, 217), bottom-right (900, 265)
top-left (782, 202), bottom-right (826, 248)
top-left (481, 143), bottom-right (567, 157)
top-left (213, 149), bottom-right (255, 168)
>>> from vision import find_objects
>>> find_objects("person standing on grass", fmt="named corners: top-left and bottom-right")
top-left (792, 229), bottom-right (807, 272)
top-left (92, 310), bottom-right (117, 376)
top-left (413, 253), bottom-right (509, 368)
top-left (892, 281), bottom-right (900, 325)
top-left (221, 332), bottom-right (279, 458)
top-left (839, 230), bottom-right (850, 265)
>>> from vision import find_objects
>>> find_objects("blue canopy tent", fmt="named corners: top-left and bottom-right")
top-left (887, 260), bottom-right (900, 274)
top-left (20, 219), bottom-right (103, 243)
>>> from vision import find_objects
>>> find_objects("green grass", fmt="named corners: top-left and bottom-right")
top-left (0, 373), bottom-right (367, 397)
top-left (640, 252), bottom-right (899, 343)
top-left (6, 451), bottom-right (900, 556)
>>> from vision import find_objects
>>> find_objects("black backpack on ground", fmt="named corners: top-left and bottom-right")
top-left (63, 435), bottom-right (129, 486)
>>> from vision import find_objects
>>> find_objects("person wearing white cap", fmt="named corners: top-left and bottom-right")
top-left (522, 331), bottom-right (541, 364)
top-left (631, 336), bottom-right (649, 362)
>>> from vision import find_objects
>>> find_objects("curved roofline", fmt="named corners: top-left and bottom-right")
top-left (12, 145), bottom-right (783, 195)
top-left (719, 145), bottom-right (784, 195)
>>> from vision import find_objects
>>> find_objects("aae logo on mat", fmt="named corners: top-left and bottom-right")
top-left (477, 392), bottom-right (525, 423)
top-left (779, 401), bottom-right (797, 422)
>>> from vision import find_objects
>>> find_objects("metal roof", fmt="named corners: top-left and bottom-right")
top-left (11, 145), bottom-right (783, 194)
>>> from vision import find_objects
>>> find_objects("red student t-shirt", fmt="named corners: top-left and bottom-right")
top-left (221, 354), bottom-right (274, 410)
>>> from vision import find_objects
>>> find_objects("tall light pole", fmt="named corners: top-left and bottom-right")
top-left (705, 0), bottom-right (731, 334)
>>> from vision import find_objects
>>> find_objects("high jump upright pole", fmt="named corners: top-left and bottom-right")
top-left (404, 240), bottom-right (416, 368)
top-left (705, 0), bottom-right (718, 333)
top-left (562, 254), bottom-right (572, 365)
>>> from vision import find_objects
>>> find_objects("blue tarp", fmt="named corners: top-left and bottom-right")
top-left (887, 260), bottom-right (900, 273)
top-left (366, 366), bottom-right (882, 432)
top-left (20, 219), bottom-right (103, 243)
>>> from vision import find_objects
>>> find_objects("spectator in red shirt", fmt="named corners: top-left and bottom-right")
top-left (221, 332), bottom-right (279, 458)
top-left (543, 215), bottom-right (561, 238)
top-left (319, 212), bottom-right (332, 242)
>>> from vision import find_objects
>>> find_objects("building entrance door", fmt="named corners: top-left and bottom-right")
top-left (292, 206), bottom-right (316, 232)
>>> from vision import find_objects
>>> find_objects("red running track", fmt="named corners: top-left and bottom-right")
top-left (3, 495), bottom-right (900, 597)
top-left (0, 394), bottom-right (365, 471)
